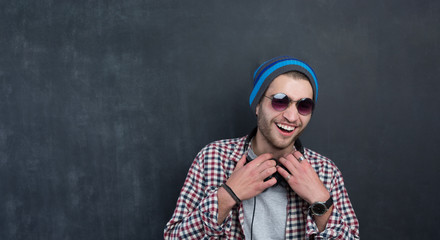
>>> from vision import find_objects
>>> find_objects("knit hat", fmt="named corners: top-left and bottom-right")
top-left (249, 56), bottom-right (319, 113)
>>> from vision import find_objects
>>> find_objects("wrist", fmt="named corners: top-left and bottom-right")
top-left (309, 196), bottom-right (333, 216)
top-left (218, 186), bottom-right (238, 209)
top-left (221, 183), bottom-right (242, 205)
top-left (308, 189), bottom-right (330, 204)
top-left (217, 186), bottom-right (237, 224)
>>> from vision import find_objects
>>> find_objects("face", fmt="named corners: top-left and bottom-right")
top-left (254, 74), bottom-right (313, 155)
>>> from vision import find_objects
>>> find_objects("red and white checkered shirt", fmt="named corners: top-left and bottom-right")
top-left (164, 136), bottom-right (359, 239)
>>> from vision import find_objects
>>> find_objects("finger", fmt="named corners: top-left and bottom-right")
top-left (276, 165), bottom-right (292, 182)
top-left (235, 154), bottom-right (247, 170)
top-left (261, 176), bottom-right (277, 189)
top-left (279, 155), bottom-right (296, 173)
top-left (285, 153), bottom-right (302, 169)
top-left (256, 158), bottom-right (277, 174)
top-left (293, 151), bottom-right (307, 163)
top-left (258, 165), bottom-right (277, 181)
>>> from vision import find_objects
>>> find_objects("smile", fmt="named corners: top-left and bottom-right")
top-left (276, 123), bottom-right (296, 133)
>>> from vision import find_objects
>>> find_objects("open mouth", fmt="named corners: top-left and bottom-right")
top-left (276, 123), bottom-right (296, 133)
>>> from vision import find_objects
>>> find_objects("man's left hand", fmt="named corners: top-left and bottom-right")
top-left (277, 151), bottom-right (330, 204)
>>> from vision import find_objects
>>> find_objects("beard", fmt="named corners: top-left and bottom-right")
top-left (256, 108), bottom-right (304, 152)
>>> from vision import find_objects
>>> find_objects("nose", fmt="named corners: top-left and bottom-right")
top-left (282, 104), bottom-right (300, 123)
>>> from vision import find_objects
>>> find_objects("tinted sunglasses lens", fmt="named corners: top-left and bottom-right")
top-left (297, 99), bottom-right (314, 115)
top-left (271, 94), bottom-right (289, 111)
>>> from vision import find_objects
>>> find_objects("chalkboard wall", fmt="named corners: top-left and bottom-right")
top-left (1, 0), bottom-right (439, 239)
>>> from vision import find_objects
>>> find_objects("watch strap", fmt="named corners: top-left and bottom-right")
top-left (324, 196), bottom-right (333, 208)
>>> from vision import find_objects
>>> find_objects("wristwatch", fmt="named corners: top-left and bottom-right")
top-left (309, 197), bottom-right (333, 216)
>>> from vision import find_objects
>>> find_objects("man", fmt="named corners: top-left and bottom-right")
top-left (164, 56), bottom-right (359, 239)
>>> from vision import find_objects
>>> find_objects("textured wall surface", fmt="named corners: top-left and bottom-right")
top-left (1, 1), bottom-right (439, 239)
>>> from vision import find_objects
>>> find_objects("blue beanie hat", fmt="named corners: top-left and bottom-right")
top-left (249, 56), bottom-right (319, 113)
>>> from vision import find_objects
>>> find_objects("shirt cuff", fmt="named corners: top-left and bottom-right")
top-left (199, 186), bottom-right (232, 237)
top-left (305, 207), bottom-right (344, 239)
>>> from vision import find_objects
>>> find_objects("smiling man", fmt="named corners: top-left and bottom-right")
top-left (164, 56), bottom-right (359, 239)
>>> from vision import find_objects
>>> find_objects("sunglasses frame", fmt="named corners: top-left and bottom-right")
top-left (264, 93), bottom-right (315, 116)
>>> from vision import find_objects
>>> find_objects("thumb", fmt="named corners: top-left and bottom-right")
top-left (235, 154), bottom-right (247, 170)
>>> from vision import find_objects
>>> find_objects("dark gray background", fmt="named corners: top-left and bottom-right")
top-left (1, 0), bottom-right (439, 239)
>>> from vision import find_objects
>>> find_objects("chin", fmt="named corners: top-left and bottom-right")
top-left (268, 133), bottom-right (297, 151)
top-left (273, 129), bottom-right (303, 149)
top-left (272, 139), bottom-right (296, 150)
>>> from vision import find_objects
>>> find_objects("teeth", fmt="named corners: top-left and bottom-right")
top-left (277, 123), bottom-right (295, 132)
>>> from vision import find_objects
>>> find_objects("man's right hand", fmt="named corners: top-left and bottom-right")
top-left (226, 153), bottom-right (278, 200)
top-left (217, 153), bottom-right (277, 224)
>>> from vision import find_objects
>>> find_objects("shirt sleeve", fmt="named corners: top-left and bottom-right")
top-left (164, 149), bottom-right (233, 239)
top-left (306, 162), bottom-right (360, 239)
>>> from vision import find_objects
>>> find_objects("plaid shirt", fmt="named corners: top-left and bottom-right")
top-left (164, 136), bottom-right (359, 239)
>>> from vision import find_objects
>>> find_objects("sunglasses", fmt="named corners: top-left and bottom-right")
top-left (264, 93), bottom-right (315, 115)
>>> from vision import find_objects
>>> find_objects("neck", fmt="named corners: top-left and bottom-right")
top-left (251, 130), bottom-right (296, 159)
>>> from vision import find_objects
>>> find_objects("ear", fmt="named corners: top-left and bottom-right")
top-left (255, 104), bottom-right (260, 116)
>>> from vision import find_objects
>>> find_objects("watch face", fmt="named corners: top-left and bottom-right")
top-left (311, 203), bottom-right (326, 215)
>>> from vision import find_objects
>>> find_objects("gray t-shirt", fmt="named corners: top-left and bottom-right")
top-left (242, 148), bottom-right (288, 240)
